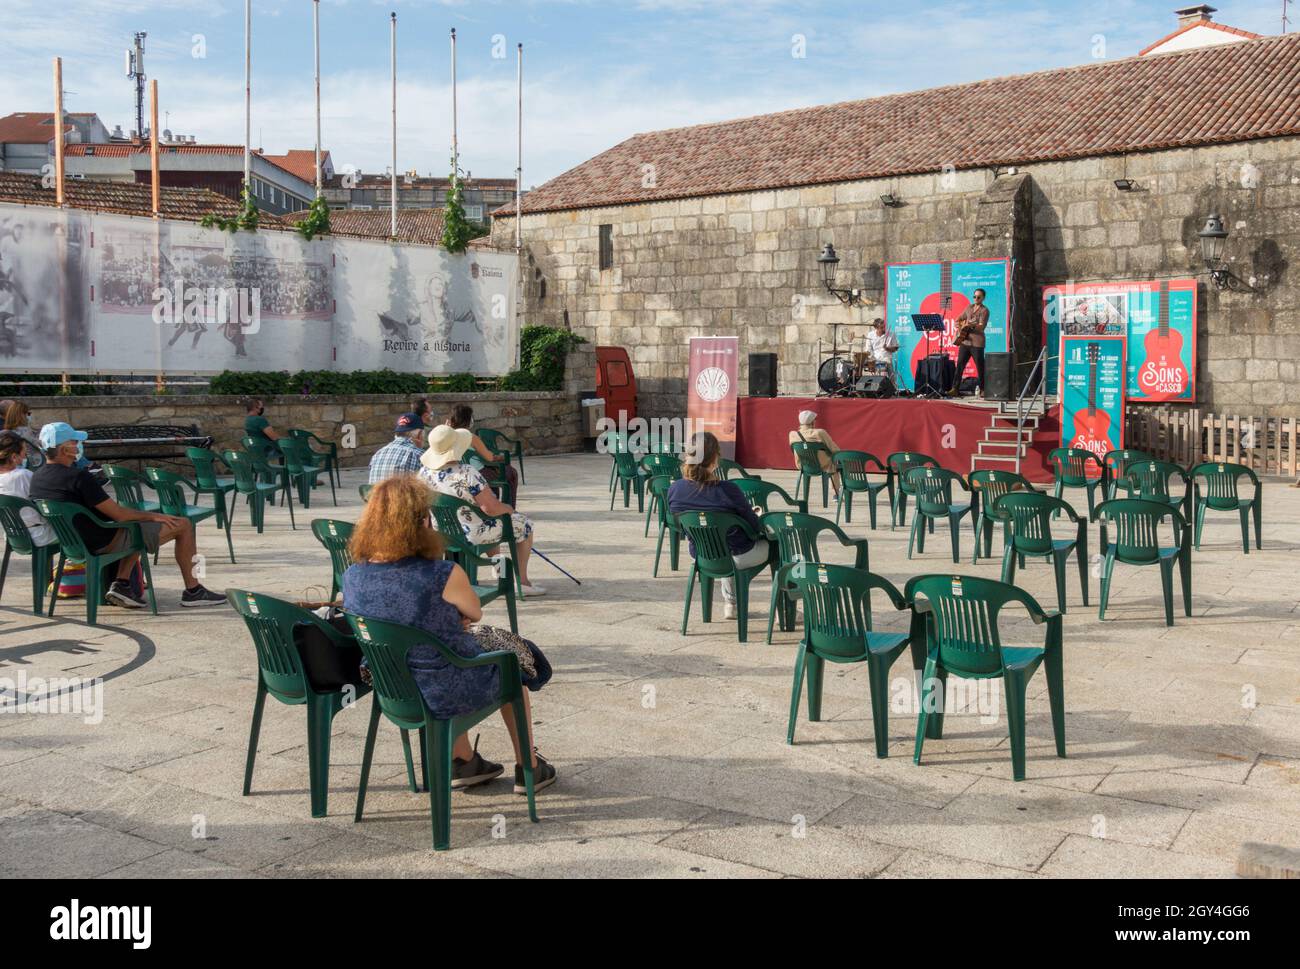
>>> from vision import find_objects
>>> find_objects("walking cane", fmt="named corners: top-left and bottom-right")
top-left (531, 547), bottom-right (581, 585)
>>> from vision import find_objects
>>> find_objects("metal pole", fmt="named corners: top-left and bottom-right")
top-left (313, 0), bottom-right (322, 195)
top-left (243, 0), bottom-right (251, 192)
top-left (515, 43), bottom-right (522, 252)
top-left (149, 80), bottom-right (160, 217)
top-left (390, 11), bottom-right (397, 237)
top-left (52, 57), bottom-right (65, 206)
top-left (450, 28), bottom-right (458, 178)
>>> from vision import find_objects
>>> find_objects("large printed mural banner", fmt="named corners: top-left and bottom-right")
top-left (1043, 279), bottom-right (1196, 402)
top-left (1060, 335), bottom-right (1125, 474)
top-left (0, 202), bottom-right (519, 376)
top-left (884, 258), bottom-right (1011, 392)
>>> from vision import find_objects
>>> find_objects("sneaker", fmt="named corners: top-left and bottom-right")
top-left (180, 584), bottom-right (227, 608)
top-left (452, 735), bottom-right (504, 789)
top-left (514, 751), bottom-right (557, 794)
top-left (723, 601), bottom-right (737, 620)
top-left (520, 583), bottom-right (547, 597)
top-left (105, 580), bottom-right (146, 609)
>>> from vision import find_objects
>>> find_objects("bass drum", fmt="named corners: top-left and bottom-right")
top-left (817, 355), bottom-right (856, 395)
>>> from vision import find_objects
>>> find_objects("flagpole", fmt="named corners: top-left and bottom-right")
top-left (390, 11), bottom-right (397, 237)
top-left (450, 28), bottom-right (458, 178)
top-left (243, 0), bottom-right (251, 192)
top-left (515, 43), bottom-right (522, 252)
top-left (53, 57), bottom-right (65, 207)
top-left (313, 0), bottom-right (322, 195)
top-left (150, 80), bottom-right (160, 217)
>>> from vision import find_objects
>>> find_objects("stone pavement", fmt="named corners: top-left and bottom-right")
top-left (0, 454), bottom-right (1297, 878)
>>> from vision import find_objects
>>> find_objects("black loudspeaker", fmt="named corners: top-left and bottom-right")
top-left (985, 352), bottom-right (1013, 400)
top-left (748, 353), bottom-right (778, 397)
top-left (853, 374), bottom-right (896, 399)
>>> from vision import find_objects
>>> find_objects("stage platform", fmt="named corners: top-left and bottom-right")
top-left (735, 396), bottom-right (1060, 483)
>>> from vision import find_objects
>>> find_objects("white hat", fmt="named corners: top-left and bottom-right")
top-left (798, 410), bottom-right (818, 426)
top-left (421, 425), bottom-right (473, 471)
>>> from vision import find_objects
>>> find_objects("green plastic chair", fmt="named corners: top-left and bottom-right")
top-left (1102, 449), bottom-right (1154, 501)
top-left (610, 450), bottom-right (648, 512)
top-left (647, 475), bottom-right (683, 577)
top-left (311, 518), bottom-right (354, 601)
top-left (718, 459), bottom-right (760, 482)
top-left (786, 562), bottom-right (924, 757)
top-left (461, 547), bottom-right (520, 636)
top-left (478, 428), bottom-right (525, 484)
top-left (969, 469), bottom-right (1038, 563)
top-left (640, 453), bottom-right (682, 537)
top-left (242, 433), bottom-right (291, 492)
top-left (1124, 459), bottom-right (1193, 522)
top-left (833, 450), bottom-right (892, 529)
top-left (103, 465), bottom-right (160, 514)
top-left (358, 483), bottom-right (374, 503)
top-left (228, 589), bottom-right (386, 818)
top-left (760, 511), bottom-right (871, 644)
top-left (224, 448), bottom-right (296, 532)
top-left (145, 466), bottom-right (235, 564)
top-left (906, 573), bottom-right (1065, 781)
top-left (33, 499), bottom-right (157, 625)
top-left (1092, 498), bottom-right (1192, 626)
top-left (185, 447), bottom-right (237, 530)
top-left (429, 492), bottom-right (524, 597)
top-left (731, 477), bottom-right (807, 515)
top-left (345, 611), bottom-right (538, 851)
top-left (886, 452), bottom-right (940, 529)
top-left (287, 428), bottom-right (341, 488)
top-left (904, 467), bottom-right (976, 564)
top-left (675, 510), bottom-right (775, 643)
top-left (791, 440), bottom-right (835, 510)
top-left (463, 447), bottom-right (513, 506)
top-left (279, 436), bottom-right (337, 509)
top-left (1190, 462), bottom-right (1262, 554)
top-left (603, 430), bottom-right (634, 496)
top-left (0, 495), bottom-right (60, 615)
top-left (991, 491), bottom-right (1089, 613)
top-left (1047, 447), bottom-right (1105, 519)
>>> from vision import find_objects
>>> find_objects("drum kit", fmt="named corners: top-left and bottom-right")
top-left (816, 321), bottom-right (898, 398)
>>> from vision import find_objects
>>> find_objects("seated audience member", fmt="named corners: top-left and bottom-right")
top-left (419, 425), bottom-right (545, 597)
top-left (446, 403), bottom-right (520, 501)
top-left (243, 397), bottom-right (281, 452)
top-left (667, 431), bottom-right (770, 621)
top-left (0, 431), bottom-right (57, 547)
top-left (368, 412), bottom-right (426, 484)
top-left (788, 409), bottom-right (841, 500)
top-left (28, 422), bottom-right (226, 608)
top-left (342, 475), bottom-right (556, 793)
top-left (3, 400), bottom-right (45, 470)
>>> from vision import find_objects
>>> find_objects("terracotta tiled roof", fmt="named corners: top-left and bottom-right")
top-left (0, 112), bottom-right (71, 145)
top-left (262, 149), bottom-right (330, 184)
top-left (501, 32), bottom-right (1300, 217)
top-left (0, 171), bottom-right (283, 224)
top-left (299, 207), bottom-right (448, 246)
top-left (1138, 19), bottom-right (1262, 57)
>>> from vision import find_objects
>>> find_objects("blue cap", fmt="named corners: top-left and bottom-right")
top-left (395, 412), bottom-right (425, 434)
top-left (38, 422), bottom-right (88, 450)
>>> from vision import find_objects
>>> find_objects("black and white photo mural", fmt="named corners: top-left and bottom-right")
top-left (0, 207), bottom-right (90, 371)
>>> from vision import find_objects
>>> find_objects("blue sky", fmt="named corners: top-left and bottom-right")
top-left (0, 1), bottom-right (1287, 187)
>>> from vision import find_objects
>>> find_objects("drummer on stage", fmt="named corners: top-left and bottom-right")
top-left (863, 317), bottom-right (899, 373)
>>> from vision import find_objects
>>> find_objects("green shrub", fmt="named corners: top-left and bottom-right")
top-left (208, 370), bottom-right (291, 397)
top-left (510, 325), bottom-right (587, 391)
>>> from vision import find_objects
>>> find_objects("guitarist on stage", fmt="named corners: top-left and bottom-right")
top-left (946, 288), bottom-right (989, 398)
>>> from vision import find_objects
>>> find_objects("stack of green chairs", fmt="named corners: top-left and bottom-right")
top-left (833, 450), bottom-right (892, 528)
top-left (1047, 447), bottom-right (1105, 519)
top-left (760, 511), bottom-right (871, 643)
top-left (145, 466), bottom-right (235, 564)
top-left (429, 492), bottom-right (524, 597)
top-left (969, 469), bottom-right (1037, 564)
top-left (675, 510), bottom-right (776, 643)
top-left (904, 467), bottom-right (976, 564)
top-left (886, 451), bottom-right (940, 529)
top-left (1092, 498), bottom-right (1192, 626)
top-left (478, 428), bottom-right (525, 484)
top-left (732, 478), bottom-right (806, 515)
top-left (906, 574), bottom-right (1065, 781)
top-left (224, 449), bottom-right (296, 532)
top-left (1124, 459), bottom-right (1192, 522)
top-left (287, 428), bottom-right (341, 488)
top-left (228, 589), bottom-right (385, 819)
top-left (991, 491), bottom-right (1089, 613)
top-left (0, 495), bottom-right (60, 615)
top-left (791, 440), bottom-right (835, 510)
top-left (785, 562), bottom-right (923, 757)
top-left (345, 611), bottom-right (538, 851)
top-left (1190, 462), bottom-right (1262, 554)
top-left (33, 499), bottom-right (157, 625)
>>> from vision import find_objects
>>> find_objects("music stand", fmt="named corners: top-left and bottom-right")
top-left (911, 313), bottom-right (946, 397)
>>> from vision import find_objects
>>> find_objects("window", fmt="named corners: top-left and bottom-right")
top-left (598, 224), bottom-right (613, 270)
top-left (538, 279), bottom-right (547, 300)
top-left (605, 359), bottom-right (629, 387)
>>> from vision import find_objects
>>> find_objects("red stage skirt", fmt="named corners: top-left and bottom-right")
top-left (735, 397), bottom-right (1058, 483)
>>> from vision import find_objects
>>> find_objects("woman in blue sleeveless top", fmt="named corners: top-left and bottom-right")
top-left (343, 475), bottom-right (556, 793)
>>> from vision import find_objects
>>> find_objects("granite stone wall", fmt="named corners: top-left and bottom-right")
top-left (495, 136), bottom-right (1300, 417)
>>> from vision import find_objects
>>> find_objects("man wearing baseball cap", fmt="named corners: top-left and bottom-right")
top-left (367, 412), bottom-right (426, 484)
top-left (29, 422), bottom-right (227, 609)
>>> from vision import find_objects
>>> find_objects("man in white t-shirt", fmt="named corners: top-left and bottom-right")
top-left (0, 430), bottom-right (57, 547)
top-left (864, 317), bottom-right (899, 371)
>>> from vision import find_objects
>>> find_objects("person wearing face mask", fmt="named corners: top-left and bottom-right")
top-left (28, 422), bottom-right (227, 609)
top-left (2, 399), bottom-right (44, 470)
top-left (242, 397), bottom-right (282, 452)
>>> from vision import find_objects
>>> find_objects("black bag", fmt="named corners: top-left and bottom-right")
top-left (293, 614), bottom-right (365, 692)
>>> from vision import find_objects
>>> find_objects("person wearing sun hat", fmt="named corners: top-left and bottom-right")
top-left (419, 424), bottom-right (545, 596)
top-left (788, 409), bottom-right (841, 500)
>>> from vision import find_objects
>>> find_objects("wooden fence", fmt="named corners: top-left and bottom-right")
top-left (1126, 406), bottom-right (1299, 477)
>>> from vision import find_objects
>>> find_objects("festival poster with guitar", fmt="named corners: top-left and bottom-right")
top-left (1043, 279), bottom-right (1195, 401)
top-left (1060, 335), bottom-right (1124, 475)
top-left (884, 258), bottom-right (1010, 391)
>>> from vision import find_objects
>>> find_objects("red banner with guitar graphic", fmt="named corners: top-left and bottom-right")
top-left (686, 336), bottom-right (739, 459)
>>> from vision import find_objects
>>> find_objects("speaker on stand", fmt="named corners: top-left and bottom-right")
top-left (985, 352), bottom-right (1013, 401)
top-left (748, 353), bottom-right (778, 397)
